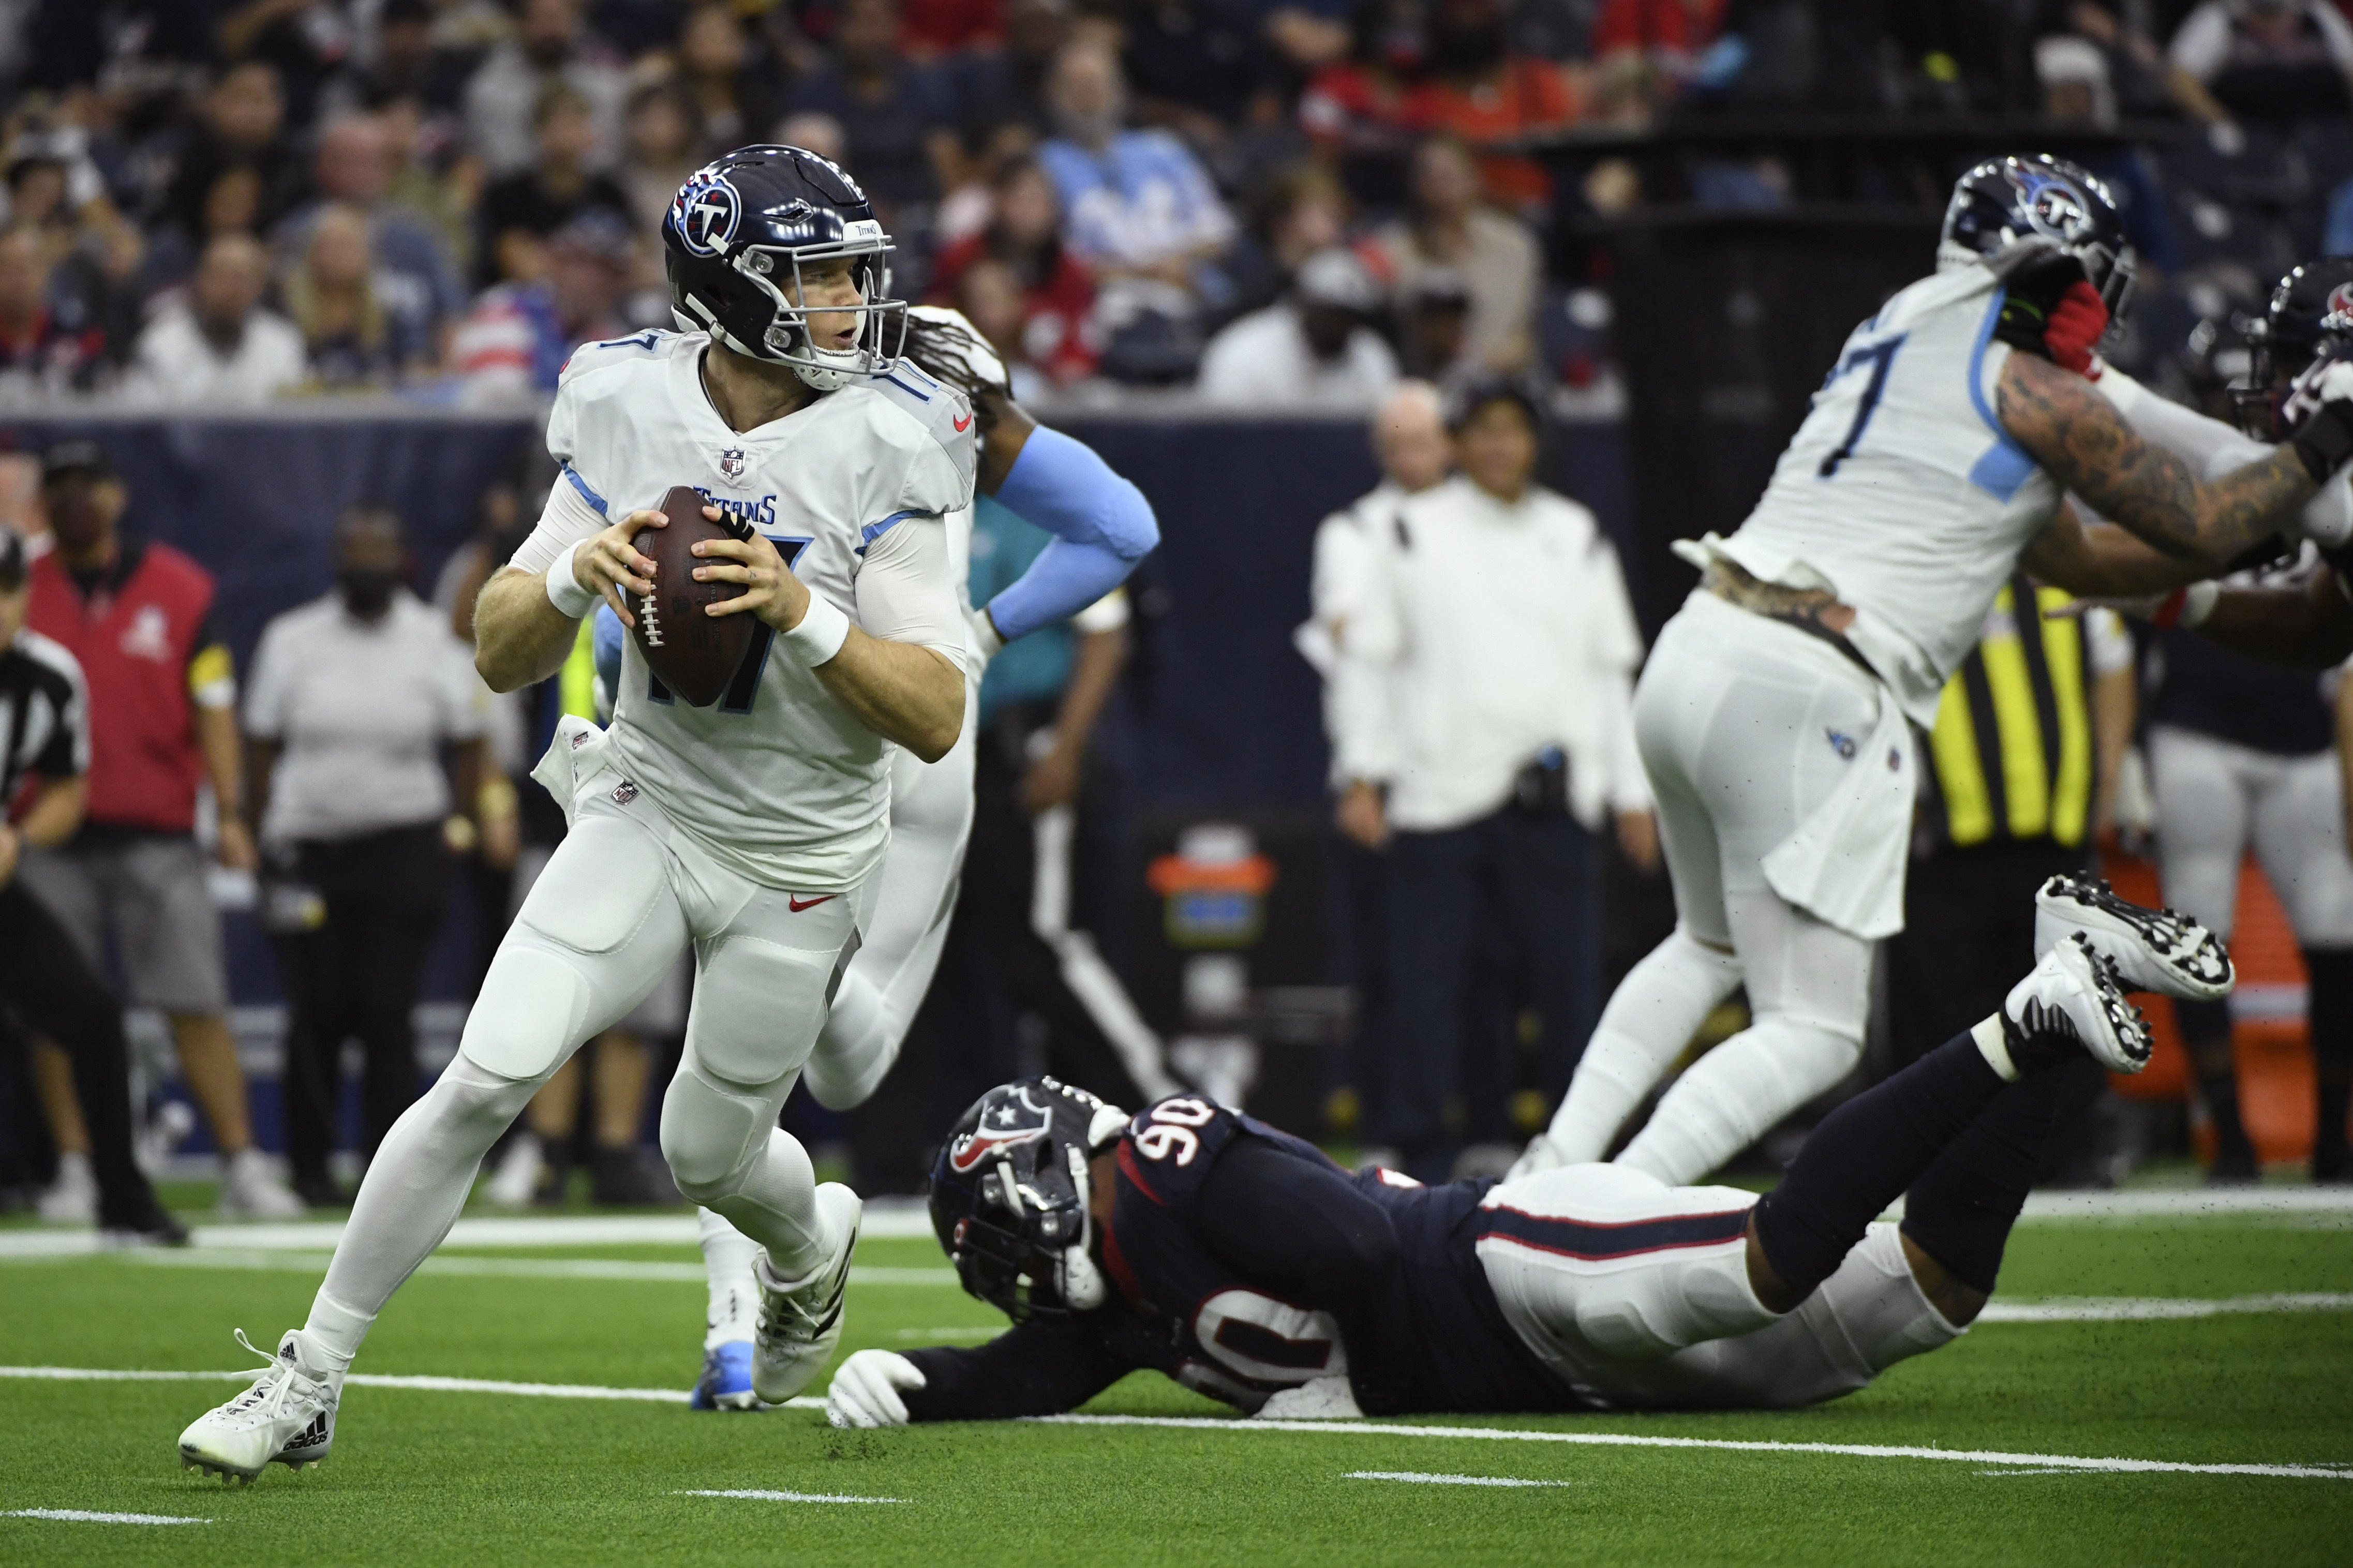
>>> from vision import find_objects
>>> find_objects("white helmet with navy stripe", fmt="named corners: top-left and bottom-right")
top-left (662, 143), bottom-right (908, 393)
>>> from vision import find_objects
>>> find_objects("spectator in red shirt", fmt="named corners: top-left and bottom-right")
top-left (0, 225), bottom-right (108, 397)
top-left (901, 0), bottom-right (1005, 57)
top-left (1399, 0), bottom-right (1582, 211)
top-left (928, 156), bottom-right (1099, 384)
top-left (1299, 0), bottom-right (1429, 174)
top-left (22, 440), bottom-right (306, 1219)
top-left (1590, 0), bottom-right (1727, 121)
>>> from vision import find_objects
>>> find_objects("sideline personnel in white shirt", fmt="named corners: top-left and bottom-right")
top-left (244, 505), bottom-right (487, 1203)
top-left (122, 235), bottom-right (307, 408)
top-left (1345, 379), bottom-right (1655, 1179)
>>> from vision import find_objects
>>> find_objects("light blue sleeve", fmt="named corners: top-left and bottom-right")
top-left (592, 602), bottom-right (627, 690)
top-left (984, 426), bottom-right (1159, 643)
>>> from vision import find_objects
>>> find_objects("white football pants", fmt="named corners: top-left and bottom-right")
top-left (1479, 1163), bottom-right (1960, 1410)
top-left (2149, 724), bottom-right (2353, 948)
top-left (299, 761), bottom-right (869, 1375)
top-left (1545, 594), bottom-right (1879, 1183)
top-left (700, 704), bottom-right (976, 1346)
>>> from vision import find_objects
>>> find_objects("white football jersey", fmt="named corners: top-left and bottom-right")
top-left (535, 328), bottom-right (975, 891)
top-left (1717, 262), bottom-right (2063, 725)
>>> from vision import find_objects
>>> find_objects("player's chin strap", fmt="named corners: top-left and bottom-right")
top-left (1056, 1103), bottom-right (1129, 1315)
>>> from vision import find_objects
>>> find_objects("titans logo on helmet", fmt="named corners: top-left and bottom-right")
top-left (673, 171), bottom-right (742, 258)
top-left (2004, 166), bottom-right (2094, 245)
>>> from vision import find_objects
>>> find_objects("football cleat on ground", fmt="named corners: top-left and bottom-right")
top-left (1990, 934), bottom-right (2155, 1079)
top-left (2034, 873), bottom-right (2233, 1000)
top-left (177, 1330), bottom-right (337, 1483)
top-left (751, 1183), bottom-right (861, 1405)
top-left (218, 1148), bottom-right (309, 1220)
top-left (689, 1340), bottom-right (762, 1411)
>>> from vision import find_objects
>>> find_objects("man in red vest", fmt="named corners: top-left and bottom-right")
top-left (22, 440), bottom-right (305, 1218)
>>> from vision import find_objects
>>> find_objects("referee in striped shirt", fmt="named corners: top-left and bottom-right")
top-left (0, 529), bottom-right (185, 1242)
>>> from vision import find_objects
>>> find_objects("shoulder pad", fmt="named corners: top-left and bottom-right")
top-left (1116, 1095), bottom-right (1244, 1209)
top-left (857, 359), bottom-right (979, 489)
top-left (557, 328), bottom-right (679, 390)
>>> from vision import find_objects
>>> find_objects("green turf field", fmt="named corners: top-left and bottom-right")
top-left (3, 1196), bottom-right (2350, 1566)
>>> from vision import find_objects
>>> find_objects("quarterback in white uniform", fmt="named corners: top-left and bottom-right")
top-left (1518, 153), bottom-right (2353, 1188)
top-left (176, 145), bottom-right (972, 1481)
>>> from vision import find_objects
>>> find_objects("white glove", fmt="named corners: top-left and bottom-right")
top-left (1255, 1376), bottom-right (1363, 1421)
top-left (966, 602), bottom-right (1005, 668)
top-left (2281, 351), bottom-right (2353, 430)
top-left (825, 1349), bottom-right (926, 1429)
top-left (1503, 1132), bottom-right (1567, 1185)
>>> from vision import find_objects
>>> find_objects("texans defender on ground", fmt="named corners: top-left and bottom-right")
top-left (1513, 153), bottom-right (2352, 1193)
top-left (830, 881), bottom-right (2216, 1426)
top-left (177, 145), bottom-right (973, 1480)
top-left (666, 305), bottom-right (1173, 1409)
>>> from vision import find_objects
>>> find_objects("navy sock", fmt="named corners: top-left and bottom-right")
top-left (1898, 1060), bottom-right (2096, 1294)
top-left (1752, 1028), bottom-right (2011, 1299)
top-left (2306, 948), bottom-right (2353, 1176)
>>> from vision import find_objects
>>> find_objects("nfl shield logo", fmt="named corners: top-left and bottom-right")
top-left (719, 447), bottom-right (747, 480)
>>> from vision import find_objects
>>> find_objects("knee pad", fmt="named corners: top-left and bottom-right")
top-left (458, 944), bottom-right (593, 1082)
top-left (659, 1065), bottom-right (777, 1202)
top-left (687, 933), bottom-right (838, 1086)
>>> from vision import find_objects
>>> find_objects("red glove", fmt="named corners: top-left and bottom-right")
top-left (2044, 279), bottom-right (2110, 375)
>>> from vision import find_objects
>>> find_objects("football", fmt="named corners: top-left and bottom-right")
top-left (631, 484), bottom-right (757, 708)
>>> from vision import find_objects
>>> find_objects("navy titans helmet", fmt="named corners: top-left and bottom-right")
top-left (1940, 153), bottom-right (2138, 321)
top-left (662, 144), bottom-right (907, 392)
top-left (929, 1078), bottom-right (1128, 1323)
top-left (2233, 258), bottom-right (2353, 438)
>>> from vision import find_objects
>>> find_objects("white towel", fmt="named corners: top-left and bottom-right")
top-left (1760, 678), bottom-right (1917, 940)
top-left (529, 713), bottom-right (610, 827)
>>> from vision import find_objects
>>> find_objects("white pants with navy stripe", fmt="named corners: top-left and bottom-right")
top-left (2150, 724), bottom-right (2353, 949)
top-left (1477, 1163), bottom-right (1962, 1410)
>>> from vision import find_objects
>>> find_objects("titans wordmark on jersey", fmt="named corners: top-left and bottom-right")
top-left (545, 329), bottom-right (976, 891)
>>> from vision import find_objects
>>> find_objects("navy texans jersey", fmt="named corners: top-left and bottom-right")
top-left (898, 1096), bottom-right (1575, 1420)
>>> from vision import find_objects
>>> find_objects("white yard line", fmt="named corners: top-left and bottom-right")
top-left (1347, 1471), bottom-right (1573, 1488)
top-left (1979, 1292), bottom-right (2353, 1323)
top-left (676, 1489), bottom-right (902, 1504)
top-left (1029, 1415), bottom-right (2353, 1481)
top-left (1, 1509), bottom-right (212, 1525)
top-left (1, 1247), bottom-right (958, 1287)
top-left (3, 1364), bottom-right (2342, 1482)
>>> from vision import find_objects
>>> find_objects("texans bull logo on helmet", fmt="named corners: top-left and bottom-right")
top-left (946, 1085), bottom-right (1057, 1175)
top-left (2326, 280), bottom-right (2353, 335)
top-left (672, 170), bottom-right (742, 258)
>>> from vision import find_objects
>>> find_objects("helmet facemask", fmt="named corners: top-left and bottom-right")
top-left (721, 231), bottom-right (909, 392)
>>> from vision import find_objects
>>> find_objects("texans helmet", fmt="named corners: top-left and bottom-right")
top-left (929, 1077), bottom-right (1128, 1323)
top-left (1940, 153), bottom-right (2138, 320)
top-left (663, 144), bottom-right (906, 392)
top-left (2232, 258), bottom-right (2353, 439)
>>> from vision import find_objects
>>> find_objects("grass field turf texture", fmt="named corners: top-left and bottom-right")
top-left (3, 1197), bottom-right (2350, 1566)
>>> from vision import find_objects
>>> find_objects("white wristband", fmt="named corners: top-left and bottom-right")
top-left (546, 541), bottom-right (599, 620)
top-left (2179, 580), bottom-right (2220, 629)
top-left (783, 592), bottom-right (851, 666)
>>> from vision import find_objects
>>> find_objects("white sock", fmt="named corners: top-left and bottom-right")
top-left (802, 969), bottom-right (891, 1112)
top-left (1547, 930), bottom-right (1744, 1163)
top-left (305, 1056), bottom-right (539, 1372)
top-left (705, 1129), bottom-right (829, 1279)
top-left (1617, 1017), bottom-right (1863, 1185)
top-left (697, 1205), bottom-right (761, 1348)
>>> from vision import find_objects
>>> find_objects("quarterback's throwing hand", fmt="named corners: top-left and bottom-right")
top-left (825, 1349), bottom-right (926, 1428)
top-left (693, 528), bottom-right (813, 635)
top-left (574, 509), bottom-right (666, 626)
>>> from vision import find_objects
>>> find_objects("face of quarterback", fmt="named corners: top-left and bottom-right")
top-left (1457, 396), bottom-right (1538, 502)
top-left (789, 255), bottom-right (866, 354)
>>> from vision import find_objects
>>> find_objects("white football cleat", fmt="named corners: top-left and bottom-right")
top-left (1984, 934), bottom-right (2154, 1080)
top-left (750, 1183), bottom-right (860, 1406)
top-left (218, 1149), bottom-right (308, 1220)
top-left (2034, 873), bottom-right (2232, 1000)
top-left (177, 1331), bottom-right (338, 1483)
top-left (37, 1151), bottom-right (97, 1224)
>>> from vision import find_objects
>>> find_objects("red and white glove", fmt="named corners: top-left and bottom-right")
top-left (2044, 280), bottom-right (2110, 376)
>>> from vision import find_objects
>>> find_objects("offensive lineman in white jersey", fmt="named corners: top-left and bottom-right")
top-left (672, 304), bottom-right (1173, 1408)
top-left (1515, 153), bottom-right (2353, 1191)
top-left (176, 145), bottom-right (973, 1480)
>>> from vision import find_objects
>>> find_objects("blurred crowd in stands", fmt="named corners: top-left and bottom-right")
top-left (0, 0), bottom-right (2349, 411)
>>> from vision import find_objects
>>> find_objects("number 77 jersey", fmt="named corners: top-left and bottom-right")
top-left (1712, 259), bottom-right (2067, 727)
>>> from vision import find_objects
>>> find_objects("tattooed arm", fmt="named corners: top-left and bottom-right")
top-left (2020, 502), bottom-right (2224, 595)
top-left (1999, 351), bottom-right (2315, 570)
